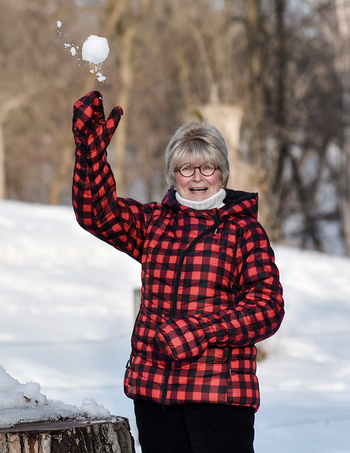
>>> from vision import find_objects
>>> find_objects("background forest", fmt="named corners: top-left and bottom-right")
top-left (1, 0), bottom-right (350, 255)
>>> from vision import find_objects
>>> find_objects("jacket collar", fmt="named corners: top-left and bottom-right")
top-left (162, 188), bottom-right (258, 221)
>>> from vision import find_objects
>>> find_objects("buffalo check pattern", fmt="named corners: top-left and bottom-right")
top-left (72, 91), bottom-right (284, 412)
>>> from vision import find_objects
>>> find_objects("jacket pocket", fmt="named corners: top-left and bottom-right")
top-left (225, 348), bottom-right (233, 404)
top-left (226, 346), bottom-right (259, 407)
top-left (124, 354), bottom-right (133, 396)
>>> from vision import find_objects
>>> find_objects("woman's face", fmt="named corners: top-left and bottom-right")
top-left (174, 159), bottom-right (222, 202)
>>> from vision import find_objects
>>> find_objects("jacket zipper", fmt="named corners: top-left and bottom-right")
top-left (160, 216), bottom-right (223, 407)
top-left (227, 348), bottom-right (232, 377)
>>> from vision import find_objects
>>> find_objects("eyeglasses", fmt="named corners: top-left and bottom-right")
top-left (174, 162), bottom-right (219, 178)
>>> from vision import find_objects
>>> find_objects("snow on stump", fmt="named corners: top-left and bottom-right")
top-left (0, 418), bottom-right (135, 453)
top-left (0, 367), bottom-right (135, 453)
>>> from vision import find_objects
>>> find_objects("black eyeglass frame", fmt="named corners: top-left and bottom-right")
top-left (174, 162), bottom-right (220, 178)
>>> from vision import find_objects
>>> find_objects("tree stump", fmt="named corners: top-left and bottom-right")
top-left (0, 418), bottom-right (135, 453)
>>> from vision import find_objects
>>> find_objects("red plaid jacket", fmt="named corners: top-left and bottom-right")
top-left (72, 93), bottom-right (284, 412)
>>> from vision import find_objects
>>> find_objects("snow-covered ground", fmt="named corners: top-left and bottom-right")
top-left (1, 199), bottom-right (349, 452)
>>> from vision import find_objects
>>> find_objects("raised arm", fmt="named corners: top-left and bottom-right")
top-left (72, 91), bottom-right (146, 261)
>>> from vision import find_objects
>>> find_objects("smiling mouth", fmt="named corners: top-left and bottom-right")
top-left (190, 188), bottom-right (208, 192)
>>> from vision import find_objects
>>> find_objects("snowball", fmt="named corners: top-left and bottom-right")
top-left (82, 35), bottom-right (109, 64)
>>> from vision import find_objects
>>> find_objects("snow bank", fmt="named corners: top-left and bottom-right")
top-left (1, 199), bottom-right (350, 452)
top-left (0, 365), bottom-right (110, 428)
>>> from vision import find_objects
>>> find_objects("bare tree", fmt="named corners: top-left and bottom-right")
top-left (1, 0), bottom-right (348, 254)
top-left (110, 0), bottom-right (150, 198)
top-left (333, 0), bottom-right (350, 254)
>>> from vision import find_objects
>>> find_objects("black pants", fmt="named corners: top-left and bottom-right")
top-left (134, 399), bottom-right (255, 453)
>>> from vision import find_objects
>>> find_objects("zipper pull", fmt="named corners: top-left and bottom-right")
top-left (213, 209), bottom-right (220, 236)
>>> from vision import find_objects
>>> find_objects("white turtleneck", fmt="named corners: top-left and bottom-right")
top-left (175, 188), bottom-right (226, 210)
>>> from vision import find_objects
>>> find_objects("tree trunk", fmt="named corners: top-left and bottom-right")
top-left (340, 127), bottom-right (350, 255)
top-left (244, 0), bottom-right (264, 142)
top-left (334, 0), bottom-right (350, 255)
top-left (269, 0), bottom-right (288, 242)
top-left (112, 24), bottom-right (137, 198)
top-left (243, 0), bottom-right (270, 227)
top-left (0, 418), bottom-right (135, 453)
top-left (0, 105), bottom-right (6, 200)
top-left (194, 103), bottom-right (244, 186)
top-left (49, 144), bottom-right (72, 205)
top-left (0, 93), bottom-right (37, 201)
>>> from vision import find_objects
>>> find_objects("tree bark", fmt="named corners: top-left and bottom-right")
top-left (0, 92), bottom-right (39, 200)
top-left (48, 144), bottom-right (72, 205)
top-left (243, 0), bottom-right (270, 227)
top-left (0, 418), bottom-right (135, 453)
top-left (269, 0), bottom-right (288, 241)
top-left (0, 105), bottom-right (6, 200)
top-left (112, 24), bottom-right (137, 198)
top-left (334, 0), bottom-right (350, 255)
top-left (244, 0), bottom-right (264, 135)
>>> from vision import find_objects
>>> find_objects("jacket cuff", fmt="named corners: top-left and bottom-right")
top-left (199, 314), bottom-right (228, 346)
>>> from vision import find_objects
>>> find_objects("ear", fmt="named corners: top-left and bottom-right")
top-left (220, 173), bottom-right (225, 188)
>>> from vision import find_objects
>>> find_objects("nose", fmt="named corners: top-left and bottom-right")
top-left (193, 167), bottom-right (202, 181)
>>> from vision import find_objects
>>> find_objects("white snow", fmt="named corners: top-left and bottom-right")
top-left (82, 35), bottom-right (109, 65)
top-left (80, 397), bottom-right (110, 418)
top-left (96, 72), bottom-right (106, 82)
top-left (64, 43), bottom-right (78, 57)
top-left (0, 365), bottom-right (110, 428)
top-left (56, 22), bottom-right (109, 82)
top-left (1, 199), bottom-right (350, 452)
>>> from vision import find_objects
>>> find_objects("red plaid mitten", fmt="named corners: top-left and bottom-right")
top-left (72, 91), bottom-right (123, 156)
top-left (156, 316), bottom-right (208, 361)
top-left (156, 314), bottom-right (230, 361)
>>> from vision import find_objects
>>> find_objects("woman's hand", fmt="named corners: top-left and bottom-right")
top-left (156, 312), bottom-right (231, 361)
top-left (72, 91), bottom-right (123, 153)
top-left (155, 316), bottom-right (209, 361)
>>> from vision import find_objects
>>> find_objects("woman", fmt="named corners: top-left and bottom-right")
top-left (72, 91), bottom-right (284, 453)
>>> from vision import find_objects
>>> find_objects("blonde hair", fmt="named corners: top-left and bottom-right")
top-left (165, 122), bottom-right (230, 187)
